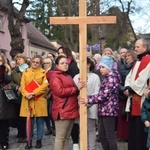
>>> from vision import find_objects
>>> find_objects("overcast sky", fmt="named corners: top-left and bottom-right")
top-left (129, 0), bottom-right (150, 34)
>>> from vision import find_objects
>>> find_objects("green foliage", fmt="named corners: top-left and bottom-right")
top-left (26, 0), bottom-right (136, 51)
top-left (104, 6), bottom-right (135, 50)
top-left (26, 0), bottom-right (52, 38)
top-left (26, 0), bottom-right (79, 50)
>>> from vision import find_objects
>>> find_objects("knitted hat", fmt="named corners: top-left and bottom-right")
top-left (103, 47), bottom-right (113, 54)
top-left (100, 56), bottom-right (114, 71)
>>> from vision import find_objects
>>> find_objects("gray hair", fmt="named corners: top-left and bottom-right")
top-left (139, 38), bottom-right (149, 50)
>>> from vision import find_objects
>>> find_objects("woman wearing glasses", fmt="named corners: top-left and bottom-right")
top-left (42, 57), bottom-right (56, 136)
top-left (20, 55), bottom-right (48, 149)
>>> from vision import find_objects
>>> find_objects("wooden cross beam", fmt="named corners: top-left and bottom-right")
top-left (50, 16), bottom-right (116, 24)
top-left (50, 1), bottom-right (116, 150)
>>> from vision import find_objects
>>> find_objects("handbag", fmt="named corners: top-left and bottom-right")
top-left (1, 84), bottom-right (18, 102)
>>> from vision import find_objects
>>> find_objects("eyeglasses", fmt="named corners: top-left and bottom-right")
top-left (32, 61), bottom-right (40, 64)
top-left (48, 55), bottom-right (53, 58)
top-left (43, 62), bottom-right (50, 64)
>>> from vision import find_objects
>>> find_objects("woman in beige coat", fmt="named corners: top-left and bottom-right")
top-left (20, 55), bottom-right (48, 149)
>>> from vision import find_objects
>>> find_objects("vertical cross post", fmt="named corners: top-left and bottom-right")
top-left (79, 1), bottom-right (87, 150)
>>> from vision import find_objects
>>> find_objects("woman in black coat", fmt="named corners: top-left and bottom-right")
top-left (57, 46), bottom-right (79, 78)
top-left (0, 53), bottom-right (16, 149)
top-left (117, 50), bottom-right (137, 141)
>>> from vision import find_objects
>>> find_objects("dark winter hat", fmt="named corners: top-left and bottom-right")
top-left (100, 56), bottom-right (114, 71)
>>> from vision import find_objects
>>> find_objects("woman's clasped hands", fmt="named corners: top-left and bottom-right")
top-left (25, 93), bottom-right (35, 100)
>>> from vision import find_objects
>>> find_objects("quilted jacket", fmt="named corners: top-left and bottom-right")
top-left (88, 70), bottom-right (121, 116)
top-left (46, 69), bottom-right (79, 121)
top-left (141, 98), bottom-right (150, 132)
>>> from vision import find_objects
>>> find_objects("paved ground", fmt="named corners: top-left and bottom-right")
top-left (0, 127), bottom-right (128, 150)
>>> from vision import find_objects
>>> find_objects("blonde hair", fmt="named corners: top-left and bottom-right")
top-left (126, 50), bottom-right (137, 61)
top-left (0, 53), bottom-right (11, 75)
top-left (14, 53), bottom-right (27, 61)
top-left (43, 57), bottom-right (53, 71)
top-left (43, 58), bottom-right (52, 64)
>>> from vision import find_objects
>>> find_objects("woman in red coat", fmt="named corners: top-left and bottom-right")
top-left (46, 55), bottom-right (85, 150)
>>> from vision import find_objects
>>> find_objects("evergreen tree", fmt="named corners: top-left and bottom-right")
top-left (26, 0), bottom-right (79, 51)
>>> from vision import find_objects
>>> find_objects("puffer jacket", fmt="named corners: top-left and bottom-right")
top-left (88, 70), bottom-right (121, 116)
top-left (46, 69), bottom-right (79, 121)
top-left (0, 65), bottom-right (16, 119)
top-left (141, 98), bottom-right (150, 132)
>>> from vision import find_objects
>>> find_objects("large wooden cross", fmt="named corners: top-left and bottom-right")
top-left (50, 1), bottom-right (116, 150)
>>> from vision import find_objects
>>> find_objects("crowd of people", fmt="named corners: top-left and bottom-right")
top-left (0, 38), bottom-right (150, 150)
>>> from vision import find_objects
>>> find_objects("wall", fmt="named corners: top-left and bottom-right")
top-left (0, 11), bottom-right (28, 61)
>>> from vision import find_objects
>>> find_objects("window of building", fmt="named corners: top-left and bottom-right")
top-left (0, 16), bottom-right (3, 31)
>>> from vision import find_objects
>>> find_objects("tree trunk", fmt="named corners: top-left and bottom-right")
top-left (7, 0), bottom-right (29, 59)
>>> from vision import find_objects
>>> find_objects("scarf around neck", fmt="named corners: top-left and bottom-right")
top-left (19, 63), bottom-right (29, 72)
top-left (137, 50), bottom-right (150, 61)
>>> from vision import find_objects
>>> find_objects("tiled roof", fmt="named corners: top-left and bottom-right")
top-left (27, 23), bottom-right (57, 51)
